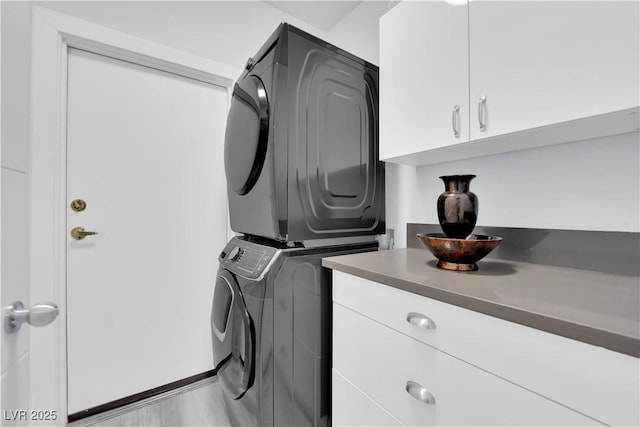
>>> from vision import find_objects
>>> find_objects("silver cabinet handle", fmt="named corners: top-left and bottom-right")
top-left (406, 312), bottom-right (437, 330)
top-left (406, 381), bottom-right (436, 404)
top-left (4, 301), bottom-right (59, 333)
top-left (478, 95), bottom-right (487, 131)
top-left (452, 105), bottom-right (460, 138)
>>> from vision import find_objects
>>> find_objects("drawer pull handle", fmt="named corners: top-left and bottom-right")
top-left (406, 380), bottom-right (436, 404)
top-left (406, 312), bottom-right (437, 330)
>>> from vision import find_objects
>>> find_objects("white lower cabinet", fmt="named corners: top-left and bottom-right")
top-left (332, 272), bottom-right (640, 426)
top-left (333, 304), bottom-right (601, 426)
top-left (332, 369), bottom-right (404, 427)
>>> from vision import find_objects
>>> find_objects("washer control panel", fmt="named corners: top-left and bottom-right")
top-left (219, 238), bottom-right (280, 280)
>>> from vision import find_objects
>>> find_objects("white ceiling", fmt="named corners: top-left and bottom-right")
top-left (264, 1), bottom-right (364, 31)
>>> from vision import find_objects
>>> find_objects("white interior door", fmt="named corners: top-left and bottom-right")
top-left (66, 47), bottom-right (228, 414)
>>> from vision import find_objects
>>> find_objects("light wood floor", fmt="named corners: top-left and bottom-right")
top-left (69, 377), bottom-right (231, 427)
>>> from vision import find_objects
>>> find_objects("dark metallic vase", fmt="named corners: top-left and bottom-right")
top-left (437, 175), bottom-right (478, 239)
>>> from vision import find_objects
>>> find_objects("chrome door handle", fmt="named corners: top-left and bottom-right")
top-left (71, 226), bottom-right (98, 240)
top-left (452, 105), bottom-right (460, 138)
top-left (478, 95), bottom-right (487, 131)
top-left (4, 301), bottom-right (59, 333)
top-left (406, 380), bottom-right (436, 404)
top-left (406, 312), bottom-right (437, 330)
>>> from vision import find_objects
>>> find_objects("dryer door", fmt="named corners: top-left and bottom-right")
top-left (211, 269), bottom-right (255, 399)
top-left (224, 75), bottom-right (270, 196)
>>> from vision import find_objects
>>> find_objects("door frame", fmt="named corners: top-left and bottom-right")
top-left (29, 7), bottom-right (238, 422)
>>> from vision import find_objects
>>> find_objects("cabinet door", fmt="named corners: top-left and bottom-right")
top-left (469, 1), bottom-right (640, 140)
top-left (332, 369), bottom-right (404, 427)
top-left (380, 1), bottom-right (469, 161)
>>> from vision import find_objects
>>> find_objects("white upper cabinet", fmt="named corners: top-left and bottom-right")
top-left (380, 0), bottom-right (640, 164)
top-left (469, 0), bottom-right (640, 140)
top-left (379, 1), bottom-right (469, 160)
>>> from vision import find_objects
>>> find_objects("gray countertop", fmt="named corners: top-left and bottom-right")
top-left (322, 248), bottom-right (640, 357)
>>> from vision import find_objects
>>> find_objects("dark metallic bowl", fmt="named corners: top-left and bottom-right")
top-left (416, 233), bottom-right (503, 272)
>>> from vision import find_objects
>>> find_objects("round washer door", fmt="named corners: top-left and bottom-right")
top-left (224, 75), bottom-right (269, 196)
top-left (211, 269), bottom-right (255, 399)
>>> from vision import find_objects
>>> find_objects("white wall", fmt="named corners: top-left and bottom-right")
top-left (28, 1), bottom-right (393, 70)
top-left (326, 1), bottom-right (396, 65)
top-left (31, 1), bottom-right (328, 70)
top-left (387, 132), bottom-right (640, 249)
top-left (2, 2), bottom-right (32, 422)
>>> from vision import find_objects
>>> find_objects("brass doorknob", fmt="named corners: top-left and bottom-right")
top-left (71, 227), bottom-right (98, 240)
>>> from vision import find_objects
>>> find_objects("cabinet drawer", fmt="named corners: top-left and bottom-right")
top-left (333, 304), bottom-right (600, 426)
top-left (332, 369), bottom-right (403, 427)
top-left (333, 271), bottom-right (639, 426)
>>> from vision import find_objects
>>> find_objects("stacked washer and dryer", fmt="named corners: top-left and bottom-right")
top-left (211, 23), bottom-right (384, 427)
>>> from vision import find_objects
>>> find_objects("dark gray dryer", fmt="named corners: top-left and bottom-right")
top-left (211, 237), bottom-right (378, 427)
top-left (224, 23), bottom-right (384, 242)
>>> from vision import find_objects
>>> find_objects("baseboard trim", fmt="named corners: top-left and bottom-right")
top-left (68, 369), bottom-right (216, 423)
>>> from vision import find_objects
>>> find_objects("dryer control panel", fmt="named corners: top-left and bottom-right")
top-left (219, 238), bottom-right (281, 281)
